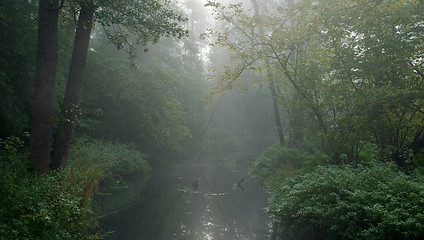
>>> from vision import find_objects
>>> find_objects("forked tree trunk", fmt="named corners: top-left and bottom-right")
top-left (30, 0), bottom-right (59, 173)
top-left (52, 4), bottom-right (94, 169)
top-left (250, 0), bottom-right (285, 147)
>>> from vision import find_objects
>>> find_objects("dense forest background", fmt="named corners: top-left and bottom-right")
top-left (1, 0), bottom-right (424, 239)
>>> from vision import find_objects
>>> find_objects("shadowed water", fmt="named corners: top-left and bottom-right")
top-left (100, 164), bottom-right (272, 240)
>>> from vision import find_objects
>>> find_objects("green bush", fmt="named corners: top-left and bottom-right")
top-left (270, 162), bottom-right (424, 240)
top-left (67, 138), bottom-right (151, 215)
top-left (0, 152), bottom-right (101, 240)
top-left (0, 137), bottom-right (152, 239)
top-left (68, 138), bottom-right (151, 177)
top-left (250, 143), bottom-right (330, 187)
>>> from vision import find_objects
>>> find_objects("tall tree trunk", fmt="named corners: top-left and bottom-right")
top-left (250, 0), bottom-right (285, 146)
top-left (268, 69), bottom-right (285, 146)
top-left (288, 97), bottom-right (305, 147)
top-left (52, 4), bottom-right (94, 169)
top-left (30, 0), bottom-right (59, 173)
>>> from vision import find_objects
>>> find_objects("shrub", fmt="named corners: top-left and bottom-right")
top-left (0, 137), bottom-right (152, 239)
top-left (250, 143), bottom-right (330, 188)
top-left (67, 138), bottom-right (151, 177)
top-left (0, 152), bottom-right (101, 239)
top-left (270, 162), bottom-right (424, 240)
top-left (67, 138), bottom-right (151, 215)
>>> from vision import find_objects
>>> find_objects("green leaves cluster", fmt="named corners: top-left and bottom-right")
top-left (270, 162), bottom-right (424, 240)
top-left (90, 0), bottom-right (188, 56)
top-left (67, 138), bottom-right (151, 215)
top-left (311, 0), bottom-right (424, 155)
top-left (67, 138), bottom-right (151, 177)
top-left (0, 136), bottom-right (152, 239)
top-left (251, 143), bottom-right (331, 187)
top-left (206, 0), bottom-right (424, 161)
top-left (0, 148), bottom-right (100, 240)
top-left (80, 42), bottom-right (192, 159)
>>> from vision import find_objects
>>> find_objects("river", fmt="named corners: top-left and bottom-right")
top-left (100, 164), bottom-right (272, 240)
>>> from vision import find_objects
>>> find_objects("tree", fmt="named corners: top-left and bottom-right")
top-left (250, 0), bottom-right (286, 146)
top-left (204, 0), bottom-right (288, 148)
top-left (79, 42), bottom-right (192, 160)
top-left (29, 0), bottom-right (188, 172)
top-left (294, 0), bottom-right (424, 158)
top-left (51, 2), bottom-right (95, 169)
top-left (52, 0), bottom-right (188, 169)
top-left (205, 0), bottom-right (424, 162)
top-left (249, 1), bottom-right (285, 238)
top-left (30, 0), bottom-right (61, 173)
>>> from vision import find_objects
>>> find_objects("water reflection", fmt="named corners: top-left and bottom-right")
top-left (100, 165), bottom-right (271, 240)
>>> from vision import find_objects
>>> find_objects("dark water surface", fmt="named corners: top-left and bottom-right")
top-left (100, 164), bottom-right (272, 240)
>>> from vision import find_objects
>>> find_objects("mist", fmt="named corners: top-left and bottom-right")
top-left (1, 0), bottom-right (424, 239)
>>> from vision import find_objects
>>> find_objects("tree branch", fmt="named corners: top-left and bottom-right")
top-left (409, 61), bottom-right (424, 82)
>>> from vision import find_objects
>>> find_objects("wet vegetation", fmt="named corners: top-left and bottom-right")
top-left (1, 0), bottom-right (424, 239)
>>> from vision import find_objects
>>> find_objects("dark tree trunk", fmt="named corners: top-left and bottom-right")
top-left (288, 99), bottom-right (305, 147)
top-left (30, 0), bottom-right (59, 173)
top-left (250, 0), bottom-right (285, 146)
top-left (52, 5), bottom-right (94, 169)
top-left (267, 70), bottom-right (283, 240)
top-left (268, 72), bottom-right (285, 146)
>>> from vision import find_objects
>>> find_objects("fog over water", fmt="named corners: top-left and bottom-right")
top-left (101, 165), bottom-right (272, 240)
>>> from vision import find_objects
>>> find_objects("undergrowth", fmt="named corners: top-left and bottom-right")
top-left (0, 136), bottom-right (151, 240)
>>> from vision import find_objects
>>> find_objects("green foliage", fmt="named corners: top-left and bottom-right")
top-left (80, 40), bottom-right (193, 160)
top-left (0, 136), bottom-right (152, 239)
top-left (87, 0), bottom-right (188, 58)
top-left (67, 138), bottom-right (151, 177)
top-left (298, 0), bottom-right (424, 154)
top-left (205, 0), bottom-right (424, 163)
top-left (251, 143), bottom-right (331, 188)
top-left (270, 162), bottom-right (424, 240)
top-left (0, 144), bottom-right (101, 240)
top-left (207, 1), bottom-right (424, 239)
top-left (67, 138), bottom-right (151, 214)
top-left (412, 148), bottom-right (424, 168)
top-left (0, 135), bottom-right (28, 158)
top-left (0, 0), bottom-right (37, 138)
